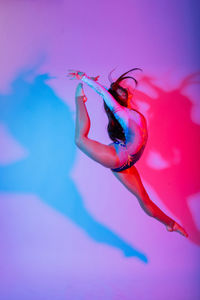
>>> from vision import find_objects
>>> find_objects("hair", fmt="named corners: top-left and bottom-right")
top-left (104, 68), bottom-right (142, 143)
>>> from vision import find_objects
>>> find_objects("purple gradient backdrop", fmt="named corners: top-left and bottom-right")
top-left (0, 0), bottom-right (200, 299)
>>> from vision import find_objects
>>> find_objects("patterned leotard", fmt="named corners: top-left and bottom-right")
top-left (111, 141), bottom-right (146, 172)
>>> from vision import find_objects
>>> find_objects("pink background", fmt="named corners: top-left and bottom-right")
top-left (0, 0), bottom-right (200, 299)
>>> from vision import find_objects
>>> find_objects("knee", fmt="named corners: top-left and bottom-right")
top-left (140, 196), bottom-right (156, 218)
top-left (145, 205), bottom-right (156, 217)
top-left (75, 136), bottom-right (84, 149)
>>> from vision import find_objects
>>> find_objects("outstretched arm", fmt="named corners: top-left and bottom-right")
top-left (68, 70), bottom-right (129, 135)
top-left (81, 74), bottom-right (129, 127)
top-left (81, 74), bottom-right (122, 111)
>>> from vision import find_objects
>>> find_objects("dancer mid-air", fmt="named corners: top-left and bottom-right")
top-left (67, 68), bottom-right (188, 237)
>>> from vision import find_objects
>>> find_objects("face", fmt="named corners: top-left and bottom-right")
top-left (116, 87), bottom-right (133, 108)
top-left (116, 88), bottom-right (127, 101)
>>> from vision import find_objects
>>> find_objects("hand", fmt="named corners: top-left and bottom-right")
top-left (67, 70), bottom-right (100, 82)
top-left (90, 75), bottom-right (100, 82)
top-left (67, 69), bottom-right (86, 80)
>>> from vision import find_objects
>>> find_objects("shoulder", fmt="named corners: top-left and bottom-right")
top-left (129, 109), bottom-right (147, 126)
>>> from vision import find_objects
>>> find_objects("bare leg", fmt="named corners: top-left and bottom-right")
top-left (112, 165), bottom-right (188, 237)
top-left (75, 83), bottom-right (91, 142)
top-left (74, 85), bottom-right (188, 237)
top-left (74, 83), bottom-right (120, 168)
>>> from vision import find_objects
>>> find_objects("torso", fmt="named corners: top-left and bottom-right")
top-left (124, 108), bottom-right (148, 153)
top-left (109, 108), bottom-right (148, 168)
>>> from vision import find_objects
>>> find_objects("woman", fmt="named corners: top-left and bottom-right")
top-left (67, 68), bottom-right (188, 238)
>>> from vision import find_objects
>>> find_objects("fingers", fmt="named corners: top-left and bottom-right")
top-left (67, 70), bottom-right (85, 76)
top-left (66, 71), bottom-right (84, 80)
top-left (67, 69), bottom-right (81, 76)
top-left (66, 69), bottom-right (87, 82)
top-left (66, 72), bottom-right (76, 76)
top-left (66, 75), bottom-right (76, 80)
top-left (66, 70), bottom-right (77, 78)
top-left (66, 73), bottom-right (75, 79)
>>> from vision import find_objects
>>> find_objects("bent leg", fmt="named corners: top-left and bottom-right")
top-left (74, 84), bottom-right (122, 169)
top-left (75, 83), bottom-right (91, 141)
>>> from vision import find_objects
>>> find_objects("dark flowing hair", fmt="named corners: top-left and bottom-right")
top-left (104, 68), bottom-right (142, 143)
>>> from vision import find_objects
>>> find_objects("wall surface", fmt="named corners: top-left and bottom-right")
top-left (0, 0), bottom-right (200, 299)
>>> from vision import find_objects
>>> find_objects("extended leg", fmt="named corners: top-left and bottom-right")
top-left (74, 84), bottom-right (122, 169)
top-left (112, 165), bottom-right (188, 237)
top-left (75, 83), bottom-right (91, 142)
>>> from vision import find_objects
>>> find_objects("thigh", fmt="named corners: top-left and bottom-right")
top-left (111, 165), bottom-right (146, 199)
top-left (77, 137), bottom-right (128, 169)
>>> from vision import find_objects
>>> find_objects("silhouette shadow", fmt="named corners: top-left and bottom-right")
top-left (134, 73), bottom-right (200, 245)
top-left (0, 67), bottom-right (148, 263)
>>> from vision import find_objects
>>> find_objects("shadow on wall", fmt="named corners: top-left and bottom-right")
top-left (0, 67), bottom-right (148, 263)
top-left (135, 73), bottom-right (200, 245)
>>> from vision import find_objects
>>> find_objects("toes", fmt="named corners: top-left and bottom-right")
top-left (166, 223), bottom-right (188, 238)
top-left (174, 223), bottom-right (188, 237)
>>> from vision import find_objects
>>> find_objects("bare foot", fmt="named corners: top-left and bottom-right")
top-left (166, 222), bottom-right (188, 238)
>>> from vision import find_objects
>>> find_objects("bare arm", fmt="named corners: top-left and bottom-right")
top-left (81, 74), bottom-right (129, 136)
